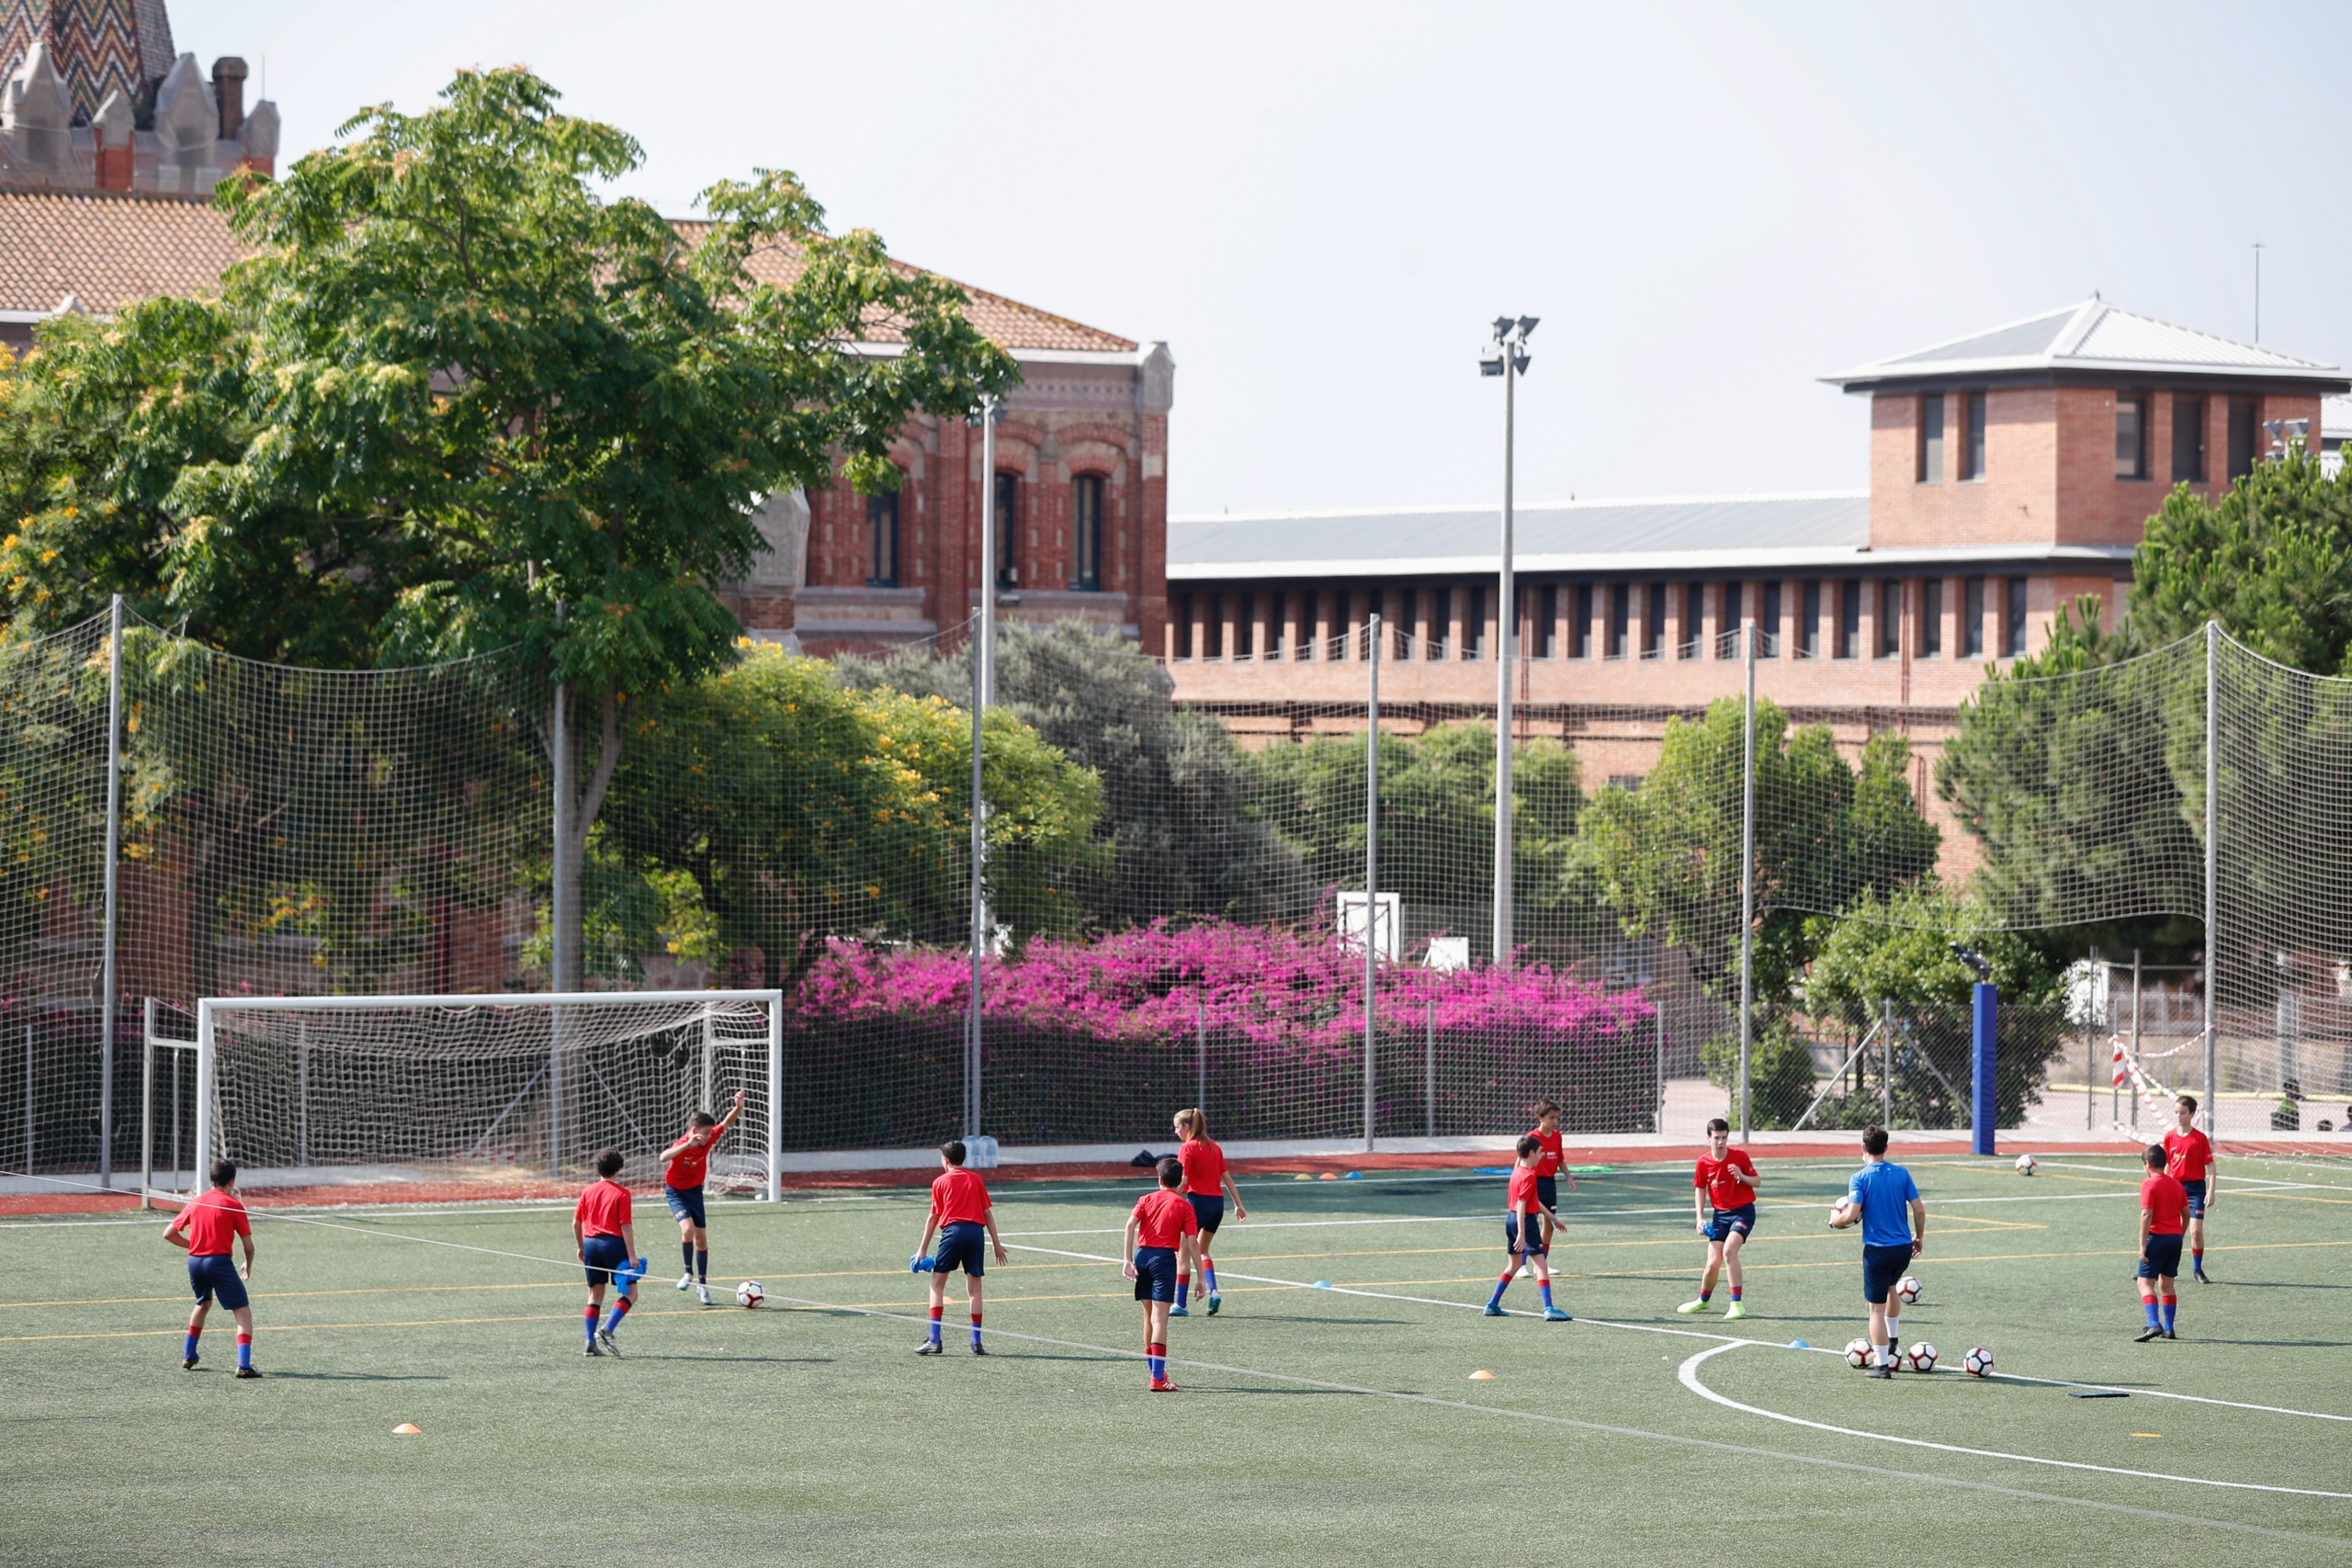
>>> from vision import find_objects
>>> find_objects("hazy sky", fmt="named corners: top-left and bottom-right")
top-left (172, 1), bottom-right (2347, 516)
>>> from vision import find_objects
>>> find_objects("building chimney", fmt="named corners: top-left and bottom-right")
top-left (211, 57), bottom-right (247, 141)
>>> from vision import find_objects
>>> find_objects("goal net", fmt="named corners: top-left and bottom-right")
top-left (169, 990), bottom-right (782, 1201)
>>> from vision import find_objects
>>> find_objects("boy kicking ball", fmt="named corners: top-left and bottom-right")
top-left (662, 1089), bottom-right (745, 1305)
top-left (1485, 1134), bottom-right (1570, 1321)
top-left (164, 1158), bottom-right (259, 1378)
top-left (912, 1139), bottom-right (1008, 1356)
top-left (1124, 1156), bottom-right (1200, 1391)
top-left (1679, 1116), bottom-right (1759, 1321)
top-left (2135, 1143), bottom-right (2188, 1341)
top-left (573, 1148), bottom-right (641, 1357)
top-left (1172, 1107), bottom-right (1245, 1317)
top-left (1827, 1126), bottom-right (1923, 1379)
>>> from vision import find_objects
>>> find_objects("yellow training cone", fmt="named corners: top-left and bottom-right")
top-left (392, 1423), bottom-right (422, 1435)
top-left (1467, 1370), bottom-right (1495, 1381)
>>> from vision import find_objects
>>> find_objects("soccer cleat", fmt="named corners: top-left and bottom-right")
top-left (2162, 1329), bottom-right (2177, 1339)
top-left (1865, 1364), bottom-right (1892, 1380)
top-left (914, 1339), bottom-right (943, 1355)
top-left (1148, 1377), bottom-right (1177, 1392)
top-left (582, 1342), bottom-right (602, 1357)
top-left (596, 1328), bottom-right (620, 1357)
top-left (1206, 1293), bottom-right (1221, 1315)
top-left (1724, 1302), bottom-right (1747, 1322)
top-left (1677, 1299), bottom-right (1709, 1314)
top-left (676, 1271), bottom-right (694, 1292)
top-left (1169, 1303), bottom-right (1188, 1317)
top-left (1543, 1306), bottom-right (1572, 1323)
top-left (696, 1285), bottom-right (712, 1306)
top-left (233, 1366), bottom-right (259, 1379)
top-left (182, 1355), bottom-right (198, 1371)
top-left (969, 1341), bottom-right (989, 1356)
top-left (1484, 1303), bottom-right (1507, 1316)
top-left (2134, 1325), bottom-right (2163, 1342)
top-left (2193, 1267), bottom-right (2210, 1284)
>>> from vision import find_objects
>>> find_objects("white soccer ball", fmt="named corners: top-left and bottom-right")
top-left (1907, 1341), bottom-right (1938, 1372)
top-left (1963, 1346), bottom-right (1995, 1378)
top-left (1895, 1275), bottom-right (1922, 1305)
top-left (735, 1280), bottom-right (765, 1309)
top-left (2015, 1154), bottom-right (2037, 1176)
top-left (1843, 1337), bottom-right (1875, 1369)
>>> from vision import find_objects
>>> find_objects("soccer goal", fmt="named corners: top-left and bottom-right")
top-left (144, 990), bottom-right (785, 1203)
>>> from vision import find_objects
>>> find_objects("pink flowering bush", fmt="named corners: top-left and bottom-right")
top-left (779, 920), bottom-right (1657, 1148)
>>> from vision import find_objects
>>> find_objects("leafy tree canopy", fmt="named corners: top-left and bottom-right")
top-left (1804, 881), bottom-right (2067, 1029)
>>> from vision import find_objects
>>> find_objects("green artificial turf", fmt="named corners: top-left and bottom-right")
top-left (6, 1154), bottom-right (2349, 1565)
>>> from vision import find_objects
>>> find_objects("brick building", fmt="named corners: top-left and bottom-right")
top-left (1163, 299), bottom-right (2346, 836)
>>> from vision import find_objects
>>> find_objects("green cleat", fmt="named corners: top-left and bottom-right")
top-left (1676, 1299), bottom-right (1709, 1314)
top-left (1724, 1302), bottom-right (1747, 1322)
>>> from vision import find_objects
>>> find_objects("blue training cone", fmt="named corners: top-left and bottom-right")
top-left (1788, 1339), bottom-right (1809, 1349)
top-left (1312, 1280), bottom-right (1332, 1289)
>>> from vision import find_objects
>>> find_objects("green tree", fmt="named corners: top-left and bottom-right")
top-left (1804, 882), bottom-right (2065, 1027)
top-left (0, 68), bottom-right (1016, 983)
top-left (2130, 446), bottom-right (2352, 670)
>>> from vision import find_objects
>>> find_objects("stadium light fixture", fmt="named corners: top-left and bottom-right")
top-left (1950, 942), bottom-right (1993, 979)
top-left (1515, 315), bottom-right (1539, 339)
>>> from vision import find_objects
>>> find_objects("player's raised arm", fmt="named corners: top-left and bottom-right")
top-left (714, 1088), bottom-right (746, 1139)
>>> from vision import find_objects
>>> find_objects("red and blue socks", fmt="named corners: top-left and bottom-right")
top-left (603, 1295), bottom-right (631, 1337)
top-left (928, 1306), bottom-right (944, 1346)
top-left (1538, 1281), bottom-right (1555, 1312)
top-left (1488, 1266), bottom-right (1516, 1308)
top-left (1176, 1272), bottom-right (1190, 1309)
top-left (1202, 1258), bottom-right (1218, 1296)
top-left (184, 1326), bottom-right (201, 1362)
top-left (2191, 1247), bottom-right (2204, 1273)
top-left (583, 1305), bottom-right (599, 1346)
top-left (1729, 1285), bottom-right (1742, 1303)
top-left (1146, 1340), bottom-right (1167, 1380)
top-left (2160, 1293), bottom-right (2177, 1333)
top-left (969, 1310), bottom-right (983, 1348)
top-left (2141, 1286), bottom-right (2161, 1329)
top-left (235, 1331), bottom-right (252, 1371)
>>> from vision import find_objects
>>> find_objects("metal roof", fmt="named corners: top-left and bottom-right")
top-left (1826, 299), bottom-right (2346, 391)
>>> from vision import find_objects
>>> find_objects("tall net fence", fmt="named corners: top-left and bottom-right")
top-left (7, 607), bottom-right (2352, 1190)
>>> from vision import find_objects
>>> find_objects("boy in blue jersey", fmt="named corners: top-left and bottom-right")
top-left (1827, 1125), bottom-right (1924, 1379)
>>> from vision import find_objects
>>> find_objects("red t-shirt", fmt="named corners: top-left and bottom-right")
top-left (1695, 1149), bottom-right (1758, 1211)
top-left (930, 1168), bottom-right (992, 1227)
top-left (1507, 1166), bottom-right (1544, 1216)
top-left (574, 1179), bottom-right (632, 1238)
top-left (1526, 1127), bottom-right (1564, 1177)
top-left (2164, 1128), bottom-right (2212, 1183)
top-left (1132, 1188), bottom-right (1201, 1250)
top-left (665, 1124), bottom-right (726, 1190)
top-left (2141, 1172), bottom-right (2188, 1236)
top-left (1178, 1137), bottom-right (1227, 1197)
top-left (171, 1189), bottom-right (251, 1257)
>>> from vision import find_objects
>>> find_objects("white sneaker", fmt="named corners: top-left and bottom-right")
top-left (697, 1284), bottom-right (712, 1306)
top-left (676, 1271), bottom-right (693, 1292)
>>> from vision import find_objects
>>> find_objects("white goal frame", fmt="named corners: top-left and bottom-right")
top-left (185, 990), bottom-right (786, 1202)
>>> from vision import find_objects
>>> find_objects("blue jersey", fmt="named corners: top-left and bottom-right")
top-left (1846, 1160), bottom-right (1919, 1248)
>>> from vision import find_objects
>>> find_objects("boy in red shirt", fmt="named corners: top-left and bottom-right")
top-left (662, 1089), bottom-right (745, 1305)
top-left (1124, 1156), bottom-right (1200, 1391)
top-left (1523, 1099), bottom-right (1578, 1257)
top-left (2164, 1094), bottom-right (2218, 1283)
top-left (1679, 1116), bottom-right (1760, 1320)
top-left (163, 1158), bottom-right (259, 1378)
top-left (1172, 1107), bottom-right (1246, 1317)
top-left (572, 1148), bottom-right (641, 1357)
top-left (2135, 1143), bottom-right (2189, 1341)
top-left (912, 1139), bottom-right (1008, 1355)
top-left (1484, 1135), bottom-right (1570, 1321)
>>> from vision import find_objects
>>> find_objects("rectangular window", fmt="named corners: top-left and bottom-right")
top-left (866, 489), bottom-right (899, 587)
top-left (1962, 389), bottom-right (1987, 479)
top-left (1800, 580), bottom-right (1821, 657)
top-left (1878, 580), bottom-right (1901, 658)
top-left (1645, 582), bottom-right (1667, 657)
top-left (1206, 593), bottom-right (1225, 660)
top-left (1921, 579), bottom-right (1942, 657)
top-left (2228, 397), bottom-right (2257, 479)
top-left (1609, 583), bottom-right (1629, 659)
top-left (1917, 393), bottom-right (1946, 482)
top-left (1070, 475), bottom-right (1103, 590)
top-left (1762, 581), bottom-right (1782, 653)
top-left (1719, 581), bottom-right (1742, 657)
top-left (1962, 576), bottom-right (1985, 657)
top-left (1176, 593), bottom-right (1194, 660)
top-left (2172, 394), bottom-right (2207, 482)
top-left (1684, 582), bottom-right (1704, 656)
top-left (1572, 583), bottom-right (1591, 658)
top-left (1839, 579), bottom-right (1860, 659)
top-left (2114, 395), bottom-right (2146, 479)
top-left (992, 472), bottom-right (1020, 587)
top-left (1464, 585), bottom-right (1485, 660)
top-left (2006, 576), bottom-right (2029, 657)
top-left (1537, 584), bottom-right (1558, 659)
top-left (1423, 588), bottom-right (1445, 660)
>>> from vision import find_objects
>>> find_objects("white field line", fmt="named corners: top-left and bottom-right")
top-left (1676, 1342), bottom-right (2352, 1499)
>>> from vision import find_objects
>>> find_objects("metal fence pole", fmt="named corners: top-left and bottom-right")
top-left (2203, 620), bottom-right (2219, 1145)
top-left (548, 672), bottom-right (567, 1179)
top-left (764, 993), bottom-right (782, 1203)
top-left (140, 998), bottom-right (153, 1208)
top-left (97, 593), bottom-right (123, 1189)
top-left (296, 1020), bottom-right (309, 1169)
top-left (1738, 622), bottom-right (1757, 1143)
top-left (1363, 613), bottom-right (1381, 1156)
top-left (1196, 994), bottom-right (1207, 1116)
top-left (1425, 996), bottom-right (1436, 1139)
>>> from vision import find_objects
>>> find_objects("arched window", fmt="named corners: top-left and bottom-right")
top-left (867, 489), bottom-right (899, 588)
top-left (1071, 475), bottom-right (1104, 591)
top-left (992, 472), bottom-right (1020, 588)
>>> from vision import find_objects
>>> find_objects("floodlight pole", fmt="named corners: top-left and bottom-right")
top-left (1493, 338), bottom-right (1517, 970)
top-left (2203, 620), bottom-right (2218, 1145)
top-left (98, 593), bottom-right (123, 1189)
top-left (1738, 622), bottom-right (1757, 1143)
top-left (548, 608), bottom-right (569, 1179)
top-left (967, 397), bottom-right (1003, 1143)
top-left (1364, 612), bottom-right (1382, 1155)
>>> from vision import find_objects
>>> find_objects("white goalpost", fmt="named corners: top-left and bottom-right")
top-left (153, 990), bottom-right (785, 1204)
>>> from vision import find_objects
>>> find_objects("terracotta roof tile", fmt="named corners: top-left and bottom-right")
top-left (0, 192), bottom-right (1137, 355)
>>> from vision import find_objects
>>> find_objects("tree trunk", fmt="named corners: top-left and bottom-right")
top-left (549, 683), bottom-right (622, 990)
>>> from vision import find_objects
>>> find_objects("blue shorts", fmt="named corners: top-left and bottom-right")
top-left (582, 1233), bottom-right (628, 1288)
top-left (1503, 1213), bottom-right (1547, 1257)
top-left (1535, 1175), bottom-right (1559, 1211)
top-left (1133, 1245), bottom-right (1179, 1303)
top-left (933, 1220), bottom-right (987, 1278)
top-left (1187, 1193), bottom-right (1225, 1235)
top-left (188, 1253), bottom-right (248, 1312)
top-left (1861, 1243), bottom-right (1913, 1304)
top-left (663, 1183), bottom-right (707, 1228)
top-left (1706, 1204), bottom-right (1758, 1244)
top-left (2181, 1179), bottom-right (2206, 1219)
top-left (2138, 1233), bottom-right (2185, 1280)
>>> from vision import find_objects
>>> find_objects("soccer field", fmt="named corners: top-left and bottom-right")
top-left (8, 1154), bottom-right (2350, 1565)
